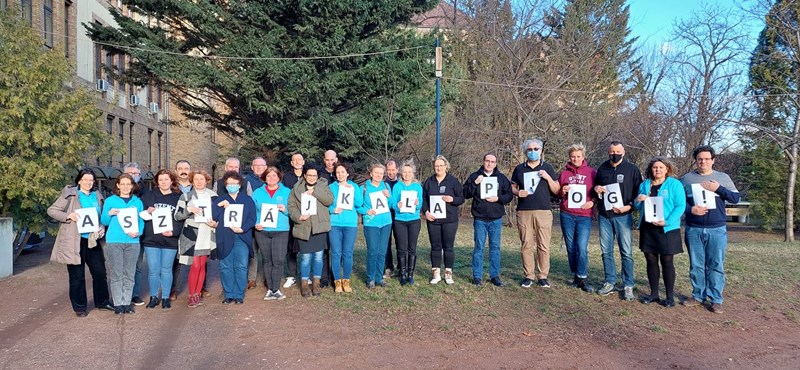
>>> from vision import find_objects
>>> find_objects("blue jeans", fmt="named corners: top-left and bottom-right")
top-left (560, 213), bottom-right (592, 278)
top-left (598, 214), bottom-right (634, 287)
top-left (329, 226), bottom-right (357, 279)
top-left (300, 250), bottom-right (324, 281)
top-left (472, 218), bottom-right (503, 279)
top-left (219, 237), bottom-right (249, 299)
top-left (144, 246), bottom-right (178, 299)
top-left (365, 225), bottom-right (392, 283)
top-left (685, 226), bottom-right (728, 304)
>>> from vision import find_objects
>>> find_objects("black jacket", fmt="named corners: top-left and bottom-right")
top-left (421, 173), bottom-right (465, 224)
top-left (593, 158), bottom-right (642, 218)
top-left (140, 190), bottom-right (184, 249)
top-left (463, 167), bottom-right (513, 221)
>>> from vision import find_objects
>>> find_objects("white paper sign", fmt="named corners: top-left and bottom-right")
top-left (480, 177), bottom-right (499, 199)
top-left (117, 207), bottom-right (139, 234)
top-left (691, 184), bottom-right (717, 209)
top-left (336, 185), bottom-right (355, 210)
top-left (259, 203), bottom-right (279, 228)
top-left (224, 204), bottom-right (244, 228)
top-left (151, 207), bottom-right (173, 234)
top-left (75, 207), bottom-right (100, 234)
top-left (430, 196), bottom-right (447, 219)
top-left (370, 192), bottom-right (390, 215)
top-left (192, 198), bottom-right (212, 223)
top-left (523, 171), bottom-right (540, 193)
top-left (603, 183), bottom-right (624, 211)
top-left (301, 193), bottom-right (317, 216)
top-left (644, 196), bottom-right (665, 223)
top-left (567, 184), bottom-right (587, 209)
top-left (399, 190), bottom-right (417, 213)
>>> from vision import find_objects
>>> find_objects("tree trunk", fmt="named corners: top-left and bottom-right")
top-left (785, 111), bottom-right (799, 242)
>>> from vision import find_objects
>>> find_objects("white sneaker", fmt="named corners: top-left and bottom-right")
top-left (283, 277), bottom-right (296, 288)
top-left (272, 290), bottom-right (286, 301)
top-left (263, 291), bottom-right (276, 301)
top-left (430, 268), bottom-right (441, 284)
top-left (444, 269), bottom-right (454, 285)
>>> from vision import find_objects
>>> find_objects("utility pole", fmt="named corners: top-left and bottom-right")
top-left (435, 38), bottom-right (442, 156)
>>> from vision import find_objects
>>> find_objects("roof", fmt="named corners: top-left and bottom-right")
top-left (411, 1), bottom-right (469, 30)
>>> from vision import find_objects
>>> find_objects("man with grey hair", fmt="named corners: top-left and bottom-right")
top-left (212, 157), bottom-right (241, 195)
top-left (123, 162), bottom-right (147, 306)
top-left (384, 160), bottom-right (399, 279)
top-left (244, 157), bottom-right (268, 290)
top-left (511, 139), bottom-right (559, 288)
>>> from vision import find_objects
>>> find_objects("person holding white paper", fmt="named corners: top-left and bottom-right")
top-left (389, 160), bottom-right (423, 285)
top-left (100, 174), bottom-right (144, 314)
top-left (174, 170), bottom-right (218, 308)
top-left (510, 139), bottom-right (559, 289)
top-left (422, 156), bottom-right (464, 285)
top-left (328, 162), bottom-right (363, 293)
top-left (358, 163), bottom-right (394, 288)
top-left (140, 169), bottom-right (183, 309)
top-left (680, 145), bottom-right (740, 314)
top-left (557, 144), bottom-right (597, 293)
top-left (462, 153), bottom-right (513, 287)
top-left (593, 141), bottom-right (643, 300)
top-left (634, 157), bottom-right (686, 308)
top-left (288, 165), bottom-right (334, 297)
top-left (47, 169), bottom-right (113, 317)
top-left (212, 171), bottom-right (257, 305)
top-left (252, 167), bottom-right (292, 301)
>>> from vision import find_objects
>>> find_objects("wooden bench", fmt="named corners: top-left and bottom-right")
top-left (725, 202), bottom-right (751, 223)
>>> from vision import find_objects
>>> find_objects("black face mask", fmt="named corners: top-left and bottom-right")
top-left (609, 154), bottom-right (623, 164)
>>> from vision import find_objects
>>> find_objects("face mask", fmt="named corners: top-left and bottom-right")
top-left (609, 154), bottom-right (623, 164)
top-left (526, 150), bottom-right (540, 161)
top-left (226, 184), bottom-right (240, 194)
top-left (132, 175), bottom-right (141, 183)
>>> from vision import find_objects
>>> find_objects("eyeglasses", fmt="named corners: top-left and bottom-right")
top-left (696, 158), bottom-right (713, 162)
top-left (526, 147), bottom-right (541, 152)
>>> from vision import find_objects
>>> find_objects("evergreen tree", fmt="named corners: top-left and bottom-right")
top-left (0, 10), bottom-right (112, 230)
top-left (86, 0), bottom-right (438, 165)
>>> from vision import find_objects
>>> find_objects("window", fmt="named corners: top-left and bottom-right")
top-left (64, 1), bottom-right (72, 58)
top-left (106, 115), bottom-right (113, 166)
top-left (157, 132), bottom-right (163, 170)
top-left (128, 122), bottom-right (135, 165)
top-left (43, 0), bottom-right (54, 48)
top-left (105, 51), bottom-right (114, 90)
top-left (1, 0), bottom-right (7, 10)
top-left (147, 129), bottom-right (153, 169)
top-left (117, 54), bottom-right (125, 93)
top-left (118, 119), bottom-right (125, 167)
top-left (94, 42), bottom-right (103, 81)
top-left (21, 0), bottom-right (32, 25)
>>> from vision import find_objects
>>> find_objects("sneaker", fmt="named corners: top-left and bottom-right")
top-left (683, 296), bottom-right (702, 307)
top-left (623, 286), bottom-right (635, 301)
top-left (520, 278), bottom-right (534, 288)
top-left (710, 303), bottom-right (724, 314)
top-left (264, 291), bottom-right (276, 301)
top-left (444, 269), bottom-right (455, 285)
top-left (131, 296), bottom-right (145, 306)
top-left (222, 298), bottom-right (234, 305)
top-left (234, 298), bottom-right (244, 305)
top-left (146, 296), bottom-right (160, 309)
top-left (272, 290), bottom-right (286, 300)
top-left (114, 306), bottom-right (124, 315)
top-left (283, 277), bottom-right (296, 288)
top-left (367, 281), bottom-right (376, 289)
top-left (161, 298), bottom-right (172, 309)
top-left (383, 269), bottom-right (392, 280)
top-left (577, 279), bottom-right (594, 293)
top-left (126, 305), bottom-right (135, 314)
top-left (597, 283), bottom-right (617, 296)
top-left (472, 277), bottom-right (482, 286)
top-left (490, 277), bottom-right (505, 287)
top-left (537, 279), bottom-right (551, 288)
top-left (430, 268), bottom-right (441, 284)
top-left (201, 289), bottom-right (213, 298)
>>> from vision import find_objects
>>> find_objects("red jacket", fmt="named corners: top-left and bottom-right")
top-left (558, 160), bottom-right (596, 217)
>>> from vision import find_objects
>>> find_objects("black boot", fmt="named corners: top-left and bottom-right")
top-left (408, 254), bottom-right (417, 286)
top-left (398, 256), bottom-right (408, 286)
top-left (146, 296), bottom-right (160, 309)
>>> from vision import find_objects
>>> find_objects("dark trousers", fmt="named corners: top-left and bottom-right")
top-left (428, 221), bottom-right (459, 269)
top-left (66, 238), bottom-right (111, 312)
top-left (393, 219), bottom-right (421, 258)
top-left (255, 231), bottom-right (289, 291)
top-left (384, 210), bottom-right (397, 271)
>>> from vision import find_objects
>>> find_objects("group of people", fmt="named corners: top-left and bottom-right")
top-left (47, 140), bottom-right (739, 317)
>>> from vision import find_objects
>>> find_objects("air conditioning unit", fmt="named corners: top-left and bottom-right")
top-left (95, 79), bottom-right (109, 92)
top-left (130, 95), bottom-right (141, 106)
top-left (148, 102), bottom-right (160, 114)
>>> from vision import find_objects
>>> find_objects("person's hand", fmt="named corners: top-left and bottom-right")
top-left (691, 205), bottom-right (708, 216)
top-left (206, 220), bottom-right (218, 228)
top-left (539, 170), bottom-right (553, 182)
top-left (518, 190), bottom-right (529, 198)
top-left (474, 175), bottom-right (484, 185)
top-left (334, 207), bottom-right (343, 214)
top-left (305, 187), bottom-right (315, 195)
top-left (343, 183), bottom-right (353, 189)
top-left (486, 196), bottom-right (499, 203)
top-left (299, 214), bottom-right (311, 221)
top-left (126, 232), bottom-right (139, 238)
top-left (594, 185), bottom-right (607, 194)
top-left (255, 224), bottom-right (264, 231)
top-left (162, 231), bottom-right (173, 237)
top-left (425, 211), bottom-right (436, 221)
top-left (637, 194), bottom-right (648, 202)
top-left (382, 189), bottom-right (390, 197)
top-left (67, 212), bottom-right (79, 222)
top-left (652, 220), bottom-right (665, 227)
top-left (442, 195), bottom-right (454, 203)
top-left (231, 227), bottom-right (243, 234)
top-left (611, 205), bottom-right (629, 214)
top-left (367, 209), bottom-right (377, 216)
top-left (277, 204), bottom-right (286, 212)
top-left (581, 201), bottom-right (594, 210)
top-left (561, 185), bottom-right (570, 196)
top-left (217, 200), bottom-right (230, 208)
top-left (109, 209), bottom-right (120, 216)
top-left (147, 207), bottom-right (156, 214)
top-left (414, 199), bottom-right (419, 206)
top-left (701, 180), bottom-right (720, 192)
